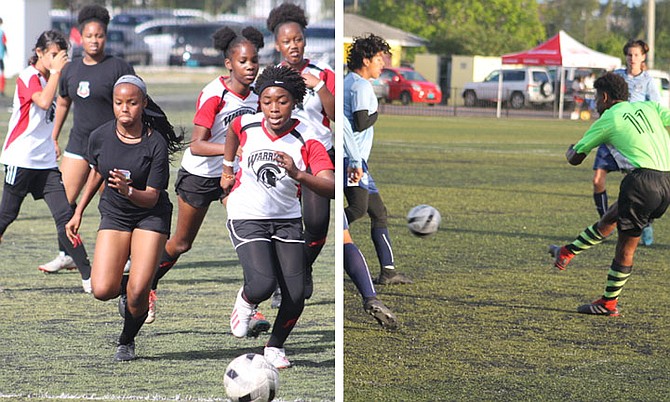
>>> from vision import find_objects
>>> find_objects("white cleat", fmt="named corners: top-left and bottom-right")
top-left (230, 287), bottom-right (254, 338)
top-left (264, 346), bottom-right (292, 369)
top-left (82, 278), bottom-right (92, 294)
top-left (38, 253), bottom-right (77, 273)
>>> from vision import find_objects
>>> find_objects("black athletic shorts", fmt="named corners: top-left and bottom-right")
top-left (99, 207), bottom-right (172, 235)
top-left (618, 168), bottom-right (670, 235)
top-left (174, 167), bottom-right (223, 209)
top-left (3, 166), bottom-right (64, 200)
top-left (64, 128), bottom-right (90, 157)
top-left (226, 218), bottom-right (303, 249)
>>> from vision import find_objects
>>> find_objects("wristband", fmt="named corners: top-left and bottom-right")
top-left (222, 159), bottom-right (235, 168)
top-left (127, 187), bottom-right (133, 198)
top-left (313, 80), bottom-right (325, 92)
top-left (222, 173), bottom-right (235, 180)
top-left (49, 69), bottom-right (61, 75)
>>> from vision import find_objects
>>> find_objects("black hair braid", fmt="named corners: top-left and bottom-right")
top-left (254, 65), bottom-right (306, 104)
top-left (347, 34), bottom-right (391, 71)
top-left (143, 97), bottom-right (185, 157)
top-left (213, 26), bottom-right (264, 59)
top-left (78, 4), bottom-right (110, 31)
top-left (266, 3), bottom-right (308, 34)
top-left (241, 26), bottom-right (264, 51)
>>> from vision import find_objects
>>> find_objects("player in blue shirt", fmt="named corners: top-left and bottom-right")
top-left (344, 34), bottom-right (411, 285)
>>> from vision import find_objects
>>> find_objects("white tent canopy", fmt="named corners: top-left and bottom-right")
top-left (499, 30), bottom-right (622, 118)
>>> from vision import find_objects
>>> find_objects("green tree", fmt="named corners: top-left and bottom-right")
top-left (362, 0), bottom-right (545, 57)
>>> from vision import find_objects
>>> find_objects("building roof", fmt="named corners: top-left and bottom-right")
top-left (344, 13), bottom-right (427, 47)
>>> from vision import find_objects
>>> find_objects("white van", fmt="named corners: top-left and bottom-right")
top-left (648, 69), bottom-right (670, 108)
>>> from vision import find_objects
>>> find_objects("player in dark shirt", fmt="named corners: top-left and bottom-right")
top-left (39, 4), bottom-right (135, 273)
top-left (65, 75), bottom-right (183, 362)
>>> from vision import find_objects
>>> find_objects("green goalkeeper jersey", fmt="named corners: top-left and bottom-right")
top-left (574, 101), bottom-right (670, 171)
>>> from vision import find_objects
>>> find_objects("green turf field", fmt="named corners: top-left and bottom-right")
top-left (344, 115), bottom-right (670, 400)
top-left (0, 69), bottom-right (335, 401)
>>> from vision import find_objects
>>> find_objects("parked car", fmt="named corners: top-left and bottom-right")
top-left (376, 67), bottom-right (442, 105)
top-left (462, 67), bottom-right (554, 109)
top-left (168, 22), bottom-right (237, 67)
top-left (303, 22), bottom-right (335, 68)
top-left (72, 27), bottom-right (152, 65)
top-left (649, 69), bottom-right (670, 108)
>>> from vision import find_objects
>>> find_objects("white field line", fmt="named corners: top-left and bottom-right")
top-left (0, 393), bottom-right (236, 401)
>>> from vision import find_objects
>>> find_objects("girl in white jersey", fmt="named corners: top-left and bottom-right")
top-left (267, 2), bottom-right (336, 304)
top-left (221, 65), bottom-right (334, 369)
top-left (135, 26), bottom-right (265, 325)
top-left (0, 30), bottom-right (93, 293)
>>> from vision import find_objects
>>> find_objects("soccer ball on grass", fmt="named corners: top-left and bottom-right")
top-left (224, 353), bottom-right (279, 402)
top-left (406, 204), bottom-right (441, 236)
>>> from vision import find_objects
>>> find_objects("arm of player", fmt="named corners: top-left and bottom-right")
top-left (189, 125), bottom-right (225, 156)
top-left (353, 110), bottom-right (378, 132)
top-left (343, 118), bottom-right (363, 183)
top-left (107, 168), bottom-right (161, 209)
top-left (220, 125), bottom-right (240, 194)
top-left (566, 144), bottom-right (587, 166)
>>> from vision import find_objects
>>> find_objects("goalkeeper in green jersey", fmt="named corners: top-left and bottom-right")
top-left (549, 72), bottom-right (670, 316)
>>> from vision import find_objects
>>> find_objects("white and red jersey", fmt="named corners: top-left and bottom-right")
top-left (284, 59), bottom-right (335, 150)
top-left (0, 65), bottom-right (57, 169)
top-left (226, 113), bottom-right (334, 220)
top-left (181, 76), bottom-right (258, 178)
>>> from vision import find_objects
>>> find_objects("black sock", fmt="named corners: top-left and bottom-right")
top-left (57, 232), bottom-right (91, 280)
top-left (118, 305), bottom-right (148, 345)
top-left (151, 250), bottom-right (178, 290)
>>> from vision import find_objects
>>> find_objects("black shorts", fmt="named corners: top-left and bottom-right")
top-left (99, 208), bottom-right (172, 235)
top-left (226, 218), bottom-right (303, 249)
top-left (618, 168), bottom-right (670, 235)
top-left (3, 166), bottom-right (64, 200)
top-left (64, 129), bottom-right (90, 157)
top-left (174, 168), bottom-right (223, 208)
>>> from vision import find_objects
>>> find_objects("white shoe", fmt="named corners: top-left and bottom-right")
top-left (123, 259), bottom-right (131, 274)
top-left (82, 278), bottom-right (92, 293)
top-left (230, 287), bottom-right (254, 338)
top-left (264, 346), bottom-right (292, 369)
top-left (145, 290), bottom-right (157, 324)
top-left (39, 253), bottom-right (76, 273)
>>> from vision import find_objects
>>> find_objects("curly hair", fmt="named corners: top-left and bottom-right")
top-left (212, 26), bottom-right (264, 58)
top-left (347, 34), bottom-right (391, 71)
top-left (594, 72), bottom-right (629, 102)
top-left (78, 4), bottom-right (110, 31)
top-left (29, 30), bottom-right (68, 66)
top-left (266, 3), bottom-right (308, 34)
top-left (254, 65), bottom-right (306, 104)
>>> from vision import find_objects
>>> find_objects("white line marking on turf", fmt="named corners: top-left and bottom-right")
top-left (0, 394), bottom-right (233, 401)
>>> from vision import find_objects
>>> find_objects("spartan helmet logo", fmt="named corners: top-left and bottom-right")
top-left (257, 163), bottom-right (284, 188)
top-left (248, 149), bottom-right (287, 188)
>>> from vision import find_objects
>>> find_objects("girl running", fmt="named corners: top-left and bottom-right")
top-left (222, 65), bottom-right (334, 368)
top-left (65, 75), bottom-right (183, 361)
top-left (144, 26), bottom-right (265, 324)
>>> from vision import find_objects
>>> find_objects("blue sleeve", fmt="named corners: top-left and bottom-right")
top-left (351, 80), bottom-right (376, 115)
top-left (342, 118), bottom-right (362, 169)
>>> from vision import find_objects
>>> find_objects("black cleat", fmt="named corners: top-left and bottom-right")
top-left (364, 298), bottom-right (398, 330)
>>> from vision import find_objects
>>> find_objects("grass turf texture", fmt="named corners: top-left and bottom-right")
top-left (0, 69), bottom-right (334, 401)
top-left (344, 115), bottom-right (670, 401)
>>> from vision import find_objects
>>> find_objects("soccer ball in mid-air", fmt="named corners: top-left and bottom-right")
top-left (407, 204), bottom-right (441, 236)
top-left (224, 353), bottom-right (279, 402)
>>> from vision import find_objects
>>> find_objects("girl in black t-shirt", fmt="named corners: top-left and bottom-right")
top-left (65, 75), bottom-right (183, 362)
top-left (39, 4), bottom-right (135, 273)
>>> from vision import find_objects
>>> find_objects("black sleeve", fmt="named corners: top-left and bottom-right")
top-left (353, 110), bottom-right (378, 132)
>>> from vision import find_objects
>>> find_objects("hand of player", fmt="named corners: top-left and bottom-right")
top-left (65, 215), bottom-right (81, 245)
top-left (50, 49), bottom-right (69, 73)
top-left (220, 173), bottom-right (235, 195)
top-left (347, 167), bottom-right (363, 183)
top-left (301, 71), bottom-right (321, 90)
top-left (275, 151), bottom-right (299, 178)
top-left (53, 139), bottom-right (61, 160)
top-left (108, 169), bottom-right (133, 196)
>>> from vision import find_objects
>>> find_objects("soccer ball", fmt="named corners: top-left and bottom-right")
top-left (407, 204), bottom-right (441, 236)
top-left (224, 353), bottom-right (279, 402)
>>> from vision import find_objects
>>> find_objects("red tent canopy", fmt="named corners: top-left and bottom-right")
top-left (502, 30), bottom-right (621, 69)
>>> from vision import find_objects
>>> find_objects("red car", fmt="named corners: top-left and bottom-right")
top-left (377, 67), bottom-right (442, 105)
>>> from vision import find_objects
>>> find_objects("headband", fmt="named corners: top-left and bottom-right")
top-left (114, 75), bottom-right (147, 96)
top-left (256, 79), bottom-right (295, 98)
